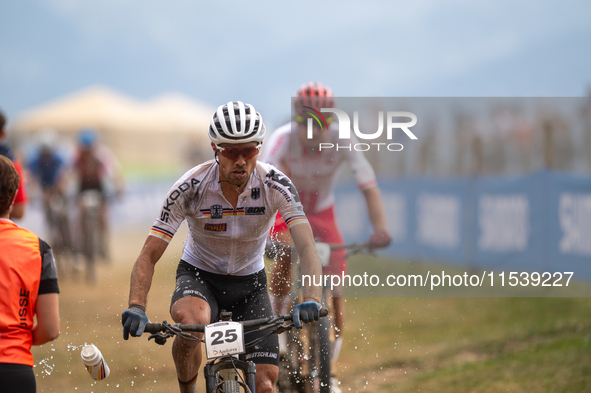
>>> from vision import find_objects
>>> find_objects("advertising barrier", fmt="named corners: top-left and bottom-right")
top-left (337, 171), bottom-right (591, 282)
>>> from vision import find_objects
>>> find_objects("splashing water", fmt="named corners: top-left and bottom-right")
top-left (67, 343), bottom-right (85, 352)
top-left (38, 358), bottom-right (55, 375)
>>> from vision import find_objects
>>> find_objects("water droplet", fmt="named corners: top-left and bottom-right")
top-left (37, 358), bottom-right (56, 375)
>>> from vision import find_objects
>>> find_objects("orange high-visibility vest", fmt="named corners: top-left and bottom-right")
top-left (0, 219), bottom-right (43, 366)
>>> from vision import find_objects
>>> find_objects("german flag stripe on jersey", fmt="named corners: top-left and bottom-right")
top-left (150, 226), bottom-right (174, 242)
top-left (200, 208), bottom-right (246, 217)
top-left (284, 215), bottom-right (308, 228)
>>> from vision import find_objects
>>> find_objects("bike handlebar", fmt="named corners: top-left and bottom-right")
top-left (328, 241), bottom-right (371, 253)
top-left (267, 240), bottom-right (372, 254)
top-left (144, 307), bottom-right (329, 335)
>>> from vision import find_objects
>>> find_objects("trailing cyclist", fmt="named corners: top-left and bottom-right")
top-left (262, 82), bottom-right (392, 378)
top-left (27, 129), bottom-right (73, 268)
top-left (72, 128), bottom-right (124, 266)
top-left (122, 101), bottom-right (324, 393)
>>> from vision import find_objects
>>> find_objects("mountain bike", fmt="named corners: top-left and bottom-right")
top-left (143, 308), bottom-right (329, 393)
top-left (78, 189), bottom-right (103, 284)
top-left (44, 190), bottom-right (74, 273)
top-left (269, 241), bottom-right (372, 393)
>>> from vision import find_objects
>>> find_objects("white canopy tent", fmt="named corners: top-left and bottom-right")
top-left (10, 86), bottom-right (215, 174)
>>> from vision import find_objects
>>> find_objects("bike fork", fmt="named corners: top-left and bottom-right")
top-left (204, 357), bottom-right (256, 393)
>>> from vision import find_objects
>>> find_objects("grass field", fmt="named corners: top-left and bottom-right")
top-left (30, 228), bottom-right (591, 392)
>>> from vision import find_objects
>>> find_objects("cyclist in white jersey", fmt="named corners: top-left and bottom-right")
top-left (262, 82), bottom-right (392, 363)
top-left (122, 101), bottom-right (323, 393)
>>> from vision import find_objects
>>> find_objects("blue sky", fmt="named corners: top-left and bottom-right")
top-left (1, 0), bottom-right (591, 129)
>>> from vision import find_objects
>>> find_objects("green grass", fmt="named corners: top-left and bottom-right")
top-left (334, 253), bottom-right (591, 392)
top-left (337, 295), bottom-right (591, 392)
top-left (119, 160), bottom-right (185, 181)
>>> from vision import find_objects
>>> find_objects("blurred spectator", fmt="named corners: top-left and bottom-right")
top-left (417, 121), bottom-right (439, 175)
top-left (485, 107), bottom-right (509, 174)
top-left (0, 109), bottom-right (28, 219)
top-left (0, 155), bottom-right (60, 393)
top-left (538, 108), bottom-right (574, 171)
top-left (452, 113), bottom-right (476, 176)
top-left (511, 109), bottom-right (535, 173)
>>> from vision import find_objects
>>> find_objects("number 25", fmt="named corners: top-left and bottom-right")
top-left (211, 329), bottom-right (238, 345)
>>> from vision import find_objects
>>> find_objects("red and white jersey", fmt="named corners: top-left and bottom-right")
top-left (262, 122), bottom-right (377, 214)
top-left (149, 160), bottom-right (307, 275)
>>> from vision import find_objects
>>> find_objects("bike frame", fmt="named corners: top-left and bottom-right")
top-left (271, 241), bottom-right (371, 393)
top-left (79, 189), bottom-right (103, 283)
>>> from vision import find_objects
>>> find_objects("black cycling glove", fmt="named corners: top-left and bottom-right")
top-left (292, 300), bottom-right (321, 329)
top-left (122, 304), bottom-right (148, 340)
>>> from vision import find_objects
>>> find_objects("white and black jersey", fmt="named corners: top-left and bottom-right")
top-left (149, 160), bottom-right (307, 275)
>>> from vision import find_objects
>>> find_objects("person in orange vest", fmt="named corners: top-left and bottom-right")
top-left (0, 155), bottom-right (60, 393)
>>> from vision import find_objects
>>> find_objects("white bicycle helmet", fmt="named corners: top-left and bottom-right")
top-left (208, 101), bottom-right (266, 145)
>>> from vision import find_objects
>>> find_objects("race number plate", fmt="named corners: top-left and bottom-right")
top-left (204, 321), bottom-right (245, 359)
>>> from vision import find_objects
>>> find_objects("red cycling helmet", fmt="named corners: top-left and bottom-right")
top-left (294, 82), bottom-right (335, 116)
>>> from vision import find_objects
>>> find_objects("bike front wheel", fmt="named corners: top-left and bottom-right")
top-left (221, 380), bottom-right (241, 393)
top-left (310, 312), bottom-right (332, 393)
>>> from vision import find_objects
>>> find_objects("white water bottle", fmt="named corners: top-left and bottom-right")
top-left (81, 344), bottom-right (110, 380)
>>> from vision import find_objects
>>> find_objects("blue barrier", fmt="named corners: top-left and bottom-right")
top-left (335, 171), bottom-right (591, 280)
top-left (471, 173), bottom-right (545, 272)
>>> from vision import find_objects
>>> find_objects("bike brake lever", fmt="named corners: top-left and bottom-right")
top-left (148, 333), bottom-right (169, 345)
top-left (276, 322), bottom-right (294, 335)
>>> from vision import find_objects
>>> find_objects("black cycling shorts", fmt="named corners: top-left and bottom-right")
top-left (171, 260), bottom-right (279, 366)
top-left (0, 363), bottom-right (36, 393)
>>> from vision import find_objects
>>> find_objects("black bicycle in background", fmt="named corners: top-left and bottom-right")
top-left (78, 189), bottom-right (103, 284)
top-left (44, 190), bottom-right (74, 273)
top-left (268, 241), bottom-right (372, 393)
top-left (144, 308), bottom-right (329, 393)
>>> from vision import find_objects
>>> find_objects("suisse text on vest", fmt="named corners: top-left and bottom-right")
top-left (311, 110), bottom-right (417, 152)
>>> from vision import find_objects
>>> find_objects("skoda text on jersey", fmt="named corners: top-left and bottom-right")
top-left (149, 160), bottom-right (308, 276)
